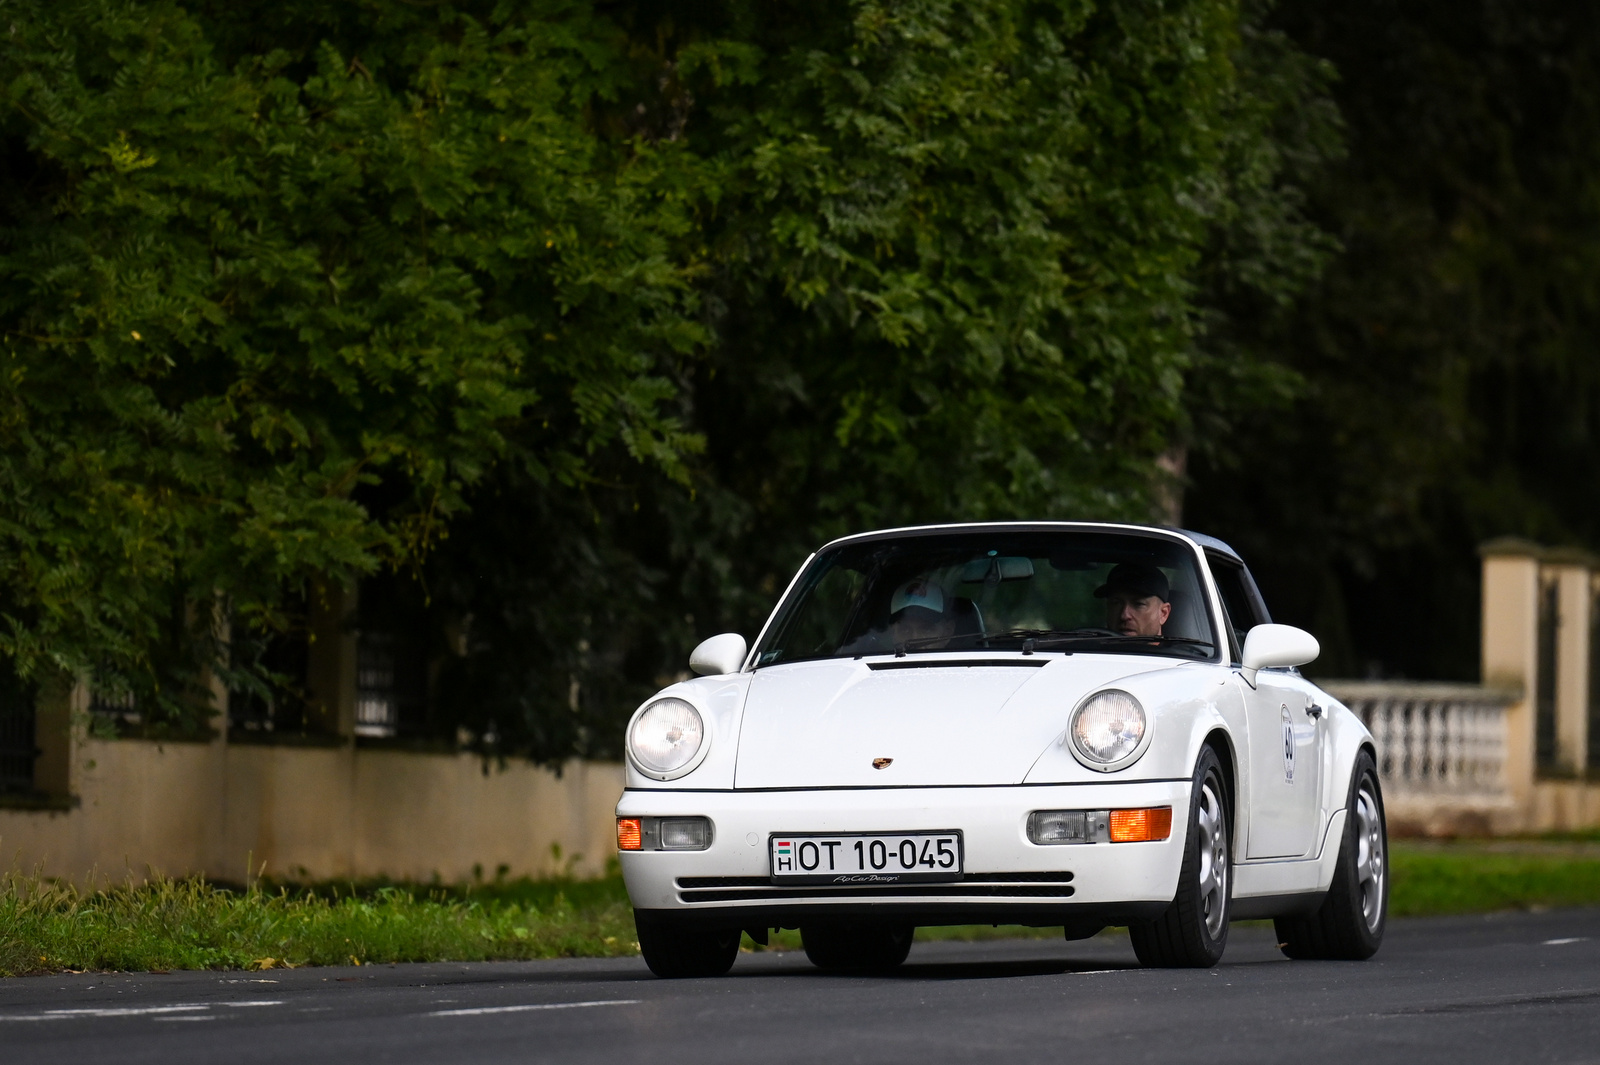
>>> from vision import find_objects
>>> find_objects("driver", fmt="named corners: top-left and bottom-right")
top-left (1095, 562), bottom-right (1171, 638)
top-left (885, 579), bottom-right (956, 648)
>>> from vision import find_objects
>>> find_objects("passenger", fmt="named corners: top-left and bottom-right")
top-left (1095, 562), bottom-right (1171, 638)
top-left (833, 578), bottom-right (962, 656)
top-left (885, 579), bottom-right (956, 648)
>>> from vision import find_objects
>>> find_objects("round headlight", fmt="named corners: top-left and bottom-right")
top-left (628, 698), bottom-right (706, 777)
top-left (1069, 690), bottom-right (1148, 769)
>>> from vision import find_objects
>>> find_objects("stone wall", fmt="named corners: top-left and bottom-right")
top-left (0, 736), bottom-right (622, 885)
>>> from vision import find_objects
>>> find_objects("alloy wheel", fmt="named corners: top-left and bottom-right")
top-left (1196, 779), bottom-right (1229, 938)
top-left (1354, 782), bottom-right (1386, 932)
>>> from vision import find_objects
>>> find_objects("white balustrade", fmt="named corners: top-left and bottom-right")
top-left (1321, 682), bottom-right (1516, 799)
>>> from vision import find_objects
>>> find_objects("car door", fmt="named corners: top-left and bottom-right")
top-left (1238, 670), bottom-right (1324, 858)
top-left (1209, 555), bottom-right (1324, 860)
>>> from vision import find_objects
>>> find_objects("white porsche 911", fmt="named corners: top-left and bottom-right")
top-left (616, 522), bottom-right (1388, 977)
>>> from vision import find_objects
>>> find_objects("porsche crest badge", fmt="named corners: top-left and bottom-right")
top-left (872, 757), bottom-right (893, 770)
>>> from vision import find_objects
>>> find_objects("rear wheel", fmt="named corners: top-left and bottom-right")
top-left (635, 916), bottom-right (740, 978)
top-left (1130, 746), bottom-right (1231, 968)
top-left (801, 922), bottom-right (914, 973)
top-left (1275, 751), bottom-right (1387, 960)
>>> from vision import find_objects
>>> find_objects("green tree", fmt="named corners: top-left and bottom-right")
top-left (0, 0), bottom-right (703, 726)
top-left (1187, 0), bottom-right (1600, 680)
top-left (0, 0), bottom-right (1338, 753)
top-left (425, 0), bottom-right (1341, 761)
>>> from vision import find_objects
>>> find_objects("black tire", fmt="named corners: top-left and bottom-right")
top-left (800, 922), bottom-right (914, 973)
top-left (1275, 750), bottom-right (1387, 960)
top-left (1130, 746), bottom-right (1232, 968)
top-left (635, 915), bottom-right (740, 978)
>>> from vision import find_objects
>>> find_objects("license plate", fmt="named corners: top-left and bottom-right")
top-left (768, 832), bottom-right (963, 884)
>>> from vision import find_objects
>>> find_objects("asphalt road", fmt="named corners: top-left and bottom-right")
top-left (3, 909), bottom-right (1598, 1065)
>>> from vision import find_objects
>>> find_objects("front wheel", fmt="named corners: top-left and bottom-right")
top-left (801, 922), bottom-right (914, 973)
top-left (1275, 750), bottom-right (1387, 960)
top-left (636, 916), bottom-right (740, 978)
top-left (1130, 746), bottom-right (1232, 968)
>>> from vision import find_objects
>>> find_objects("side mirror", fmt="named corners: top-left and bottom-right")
top-left (689, 633), bottom-right (748, 677)
top-left (1239, 624), bottom-right (1319, 686)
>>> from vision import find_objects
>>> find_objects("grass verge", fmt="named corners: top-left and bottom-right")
top-left (0, 872), bottom-right (637, 978)
top-left (4, 838), bottom-right (1598, 976)
top-left (1388, 840), bottom-right (1600, 917)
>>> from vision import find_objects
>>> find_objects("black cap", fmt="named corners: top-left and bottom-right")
top-left (1093, 562), bottom-right (1170, 602)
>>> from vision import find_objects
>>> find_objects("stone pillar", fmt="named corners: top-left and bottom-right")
top-left (1480, 539), bottom-right (1541, 809)
top-left (1552, 562), bottom-right (1592, 775)
top-left (1591, 572), bottom-right (1600, 773)
top-left (207, 602), bottom-right (231, 742)
top-left (31, 673), bottom-right (84, 800)
top-left (306, 581), bottom-right (358, 738)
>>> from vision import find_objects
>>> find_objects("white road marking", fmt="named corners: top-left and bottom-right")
top-left (0, 1006), bottom-right (209, 1022)
top-left (428, 999), bottom-right (640, 1018)
top-left (0, 1000), bottom-right (283, 1023)
top-left (153, 1016), bottom-right (217, 1023)
top-left (1543, 938), bottom-right (1588, 946)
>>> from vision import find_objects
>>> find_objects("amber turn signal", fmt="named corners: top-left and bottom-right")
top-left (617, 817), bottom-right (643, 850)
top-left (1109, 806), bottom-right (1173, 843)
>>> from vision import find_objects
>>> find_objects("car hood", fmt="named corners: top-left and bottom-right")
top-left (732, 653), bottom-right (1182, 788)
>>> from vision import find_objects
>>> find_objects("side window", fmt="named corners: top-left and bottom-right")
top-left (1209, 558), bottom-right (1269, 664)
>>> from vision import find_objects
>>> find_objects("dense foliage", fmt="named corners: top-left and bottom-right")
top-left (419, 0), bottom-right (1338, 758)
top-left (0, 0), bottom-right (1334, 751)
top-left (1187, 0), bottom-right (1600, 680)
top-left (0, 0), bottom-right (705, 725)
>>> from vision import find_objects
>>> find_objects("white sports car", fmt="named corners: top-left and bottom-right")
top-left (616, 522), bottom-right (1388, 976)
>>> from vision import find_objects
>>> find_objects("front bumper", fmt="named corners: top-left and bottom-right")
top-left (618, 782), bottom-right (1190, 928)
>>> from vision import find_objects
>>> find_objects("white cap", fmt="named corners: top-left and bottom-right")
top-left (890, 579), bottom-right (944, 615)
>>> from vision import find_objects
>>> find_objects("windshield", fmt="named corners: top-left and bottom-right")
top-left (754, 529), bottom-right (1219, 667)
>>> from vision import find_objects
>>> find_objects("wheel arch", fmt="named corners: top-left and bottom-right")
top-left (1354, 740), bottom-right (1383, 809)
top-left (1326, 719), bottom-right (1379, 817)
top-left (1201, 726), bottom-right (1240, 834)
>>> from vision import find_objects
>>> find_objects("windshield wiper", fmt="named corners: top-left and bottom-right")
top-left (1032, 633), bottom-right (1217, 653)
top-left (1089, 634), bottom-right (1215, 646)
top-left (987, 628), bottom-right (1116, 642)
top-left (965, 630), bottom-right (1217, 652)
top-left (892, 630), bottom-right (1215, 654)
top-left (896, 629), bottom-right (1137, 651)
